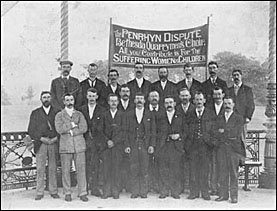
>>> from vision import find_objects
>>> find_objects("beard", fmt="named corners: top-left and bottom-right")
top-left (42, 101), bottom-right (51, 107)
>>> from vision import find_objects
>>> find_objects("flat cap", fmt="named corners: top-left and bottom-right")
top-left (60, 60), bottom-right (73, 66)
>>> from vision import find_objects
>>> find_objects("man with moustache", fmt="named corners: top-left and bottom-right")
top-left (118, 84), bottom-right (134, 112)
top-left (124, 93), bottom-right (156, 198)
top-left (176, 63), bottom-right (202, 104)
top-left (150, 66), bottom-right (178, 106)
top-left (207, 86), bottom-right (226, 196)
top-left (27, 91), bottom-right (60, 200)
top-left (228, 69), bottom-right (255, 164)
top-left (50, 60), bottom-right (82, 110)
top-left (79, 88), bottom-right (104, 197)
top-left (127, 62), bottom-right (151, 102)
top-left (214, 97), bottom-right (244, 204)
top-left (202, 61), bottom-right (228, 107)
top-left (104, 69), bottom-right (121, 107)
top-left (98, 94), bottom-right (125, 199)
top-left (55, 93), bottom-right (88, 202)
top-left (156, 96), bottom-right (187, 199)
top-left (186, 92), bottom-right (215, 201)
top-left (80, 63), bottom-right (107, 108)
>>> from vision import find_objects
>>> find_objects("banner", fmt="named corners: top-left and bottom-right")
top-left (109, 23), bottom-right (208, 68)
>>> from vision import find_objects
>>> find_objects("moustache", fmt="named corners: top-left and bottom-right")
top-left (152, 99), bottom-right (158, 102)
top-left (136, 70), bottom-right (142, 74)
top-left (43, 101), bottom-right (51, 107)
top-left (167, 106), bottom-right (173, 109)
top-left (123, 94), bottom-right (129, 98)
top-left (137, 101), bottom-right (143, 104)
top-left (68, 103), bottom-right (73, 107)
top-left (225, 107), bottom-right (231, 109)
top-left (63, 70), bottom-right (69, 74)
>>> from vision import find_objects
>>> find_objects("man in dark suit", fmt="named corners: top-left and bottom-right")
top-left (27, 91), bottom-right (60, 200)
top-left (80, 63), bottom-right (107, 108)
top-left (186, 92), bottom-right (216, 201)
top-left (124, 92), bottom-right (156, 198)
top-left (202, 61), bottom-right (228, 107)
top-left (127, 62), bottom-right (151, 102)
top-left (50, 60), bottom-right (82, 110)
top-left (150, 66), bottom-right (178, 106)
top-left (214, 97), bottom-right (244, 204)
top-left (176, 63), bottom-right (202, 104)
top-left (118, 84), bottom-right (134, 112)
top-left (175, 87), bottom-right (195, 192)
top-left (104, 69), bottom-right (121, 107)
top-left (207, 86), bottom-right (225, 196)
top-left (228, 69), bottom-right (255, 160)
top-left (98, 94), bottom-right (125, 199)
top-left (78, 88), bottom-right (105, 197)
top-left (156, 96), bottom-right (187, 199)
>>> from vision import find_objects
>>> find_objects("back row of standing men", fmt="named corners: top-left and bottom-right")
top-left (28, 60), bottom-right (255, 203)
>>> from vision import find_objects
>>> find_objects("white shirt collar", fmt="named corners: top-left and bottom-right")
top-left (234, 81), bottom-right (242, 88)
top-left (225, 111), bottom-right (233, 122)
top-left (61, 75), bottom-right (70, 80)
top-left (196, 107), bottom-right (205, 117)
top-left (110, 109), bottom-right (118, 118)
top-left (214, 101), bottom-right (223, 116)
top-left (65, 107), bottom-right (74, 117)
top-left (210, 76), bottom-right (217, 83)
top-left (136, 77), bottom-right (144, 88)
top-left (88, 103), bottom-right (96, 118)
top-left (149, 104), bottom-right (159, 111)
top-left (182, 102), bottom-right (190, 112)
top-left (160, 80), bottom-right (167, 89)
top-left (43, 106), bottom-right (51, 115)
top-left (110, 84), bottom-right (117, 93)
top-left (166, 110), bottom-right (175, 124)
top-left (135, 107), bottom-right (144, 123)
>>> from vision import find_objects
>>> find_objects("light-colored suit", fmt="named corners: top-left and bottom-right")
top-left (55, 109), bottom-right (88, 197)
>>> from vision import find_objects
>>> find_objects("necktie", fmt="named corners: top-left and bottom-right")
top-left (197, 110), bottom-right (202, 118)
top-left (234, 85), bottom-right (239, 96)
top-left (187, 80), bottom-right (192, 89)
top-left (212, 78), bottom-right (215, 86)
top-left (63, 78), bottom-right (68, 92)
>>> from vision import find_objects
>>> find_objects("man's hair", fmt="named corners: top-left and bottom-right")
top-left (224, 95), bottom-right (235, 103)
top-left (184, 62), bottom-right (194, 70)
top-left (212, 86), bottom-right (224, 93)
top-left (208, 61), bottom-right (218, 68)
top-left (194, 91), bottom-right (205, 99)
top-left (62, 93), bottom-right (74, 100)
top-left (135, 62), bottom-right (144, 66)
top-left (40, 91), bottom-right (51, 98)
top-left (88, 63), bottom-right (98, 68)
top-left (108, 69), bottom-right (119, 76)
top-left (135, 92), bottom-right (145, 98)
top-left (158, 66), bottom-right (168, 72)
top-left (232, 69), bottom-right (242, 75)
top-left (87, 87), bottom-right (98, 95)
top-left (164, 95), bottom-right (175, 102)
top-left (178, 87), bottom-right (190, 95)
top-left (107, 93), bottom-right (118, 101)
top-left (119, 84), bottom-right (130, 92)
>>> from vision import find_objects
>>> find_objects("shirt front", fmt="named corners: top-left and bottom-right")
top-left (61, 75), bottom-right (70, 80)
top-left (181, 102), bottom-right (190, 113)
top-left (214, 101), bottom-right (223, 116)
top-left (88, 104), bottom-right (96, 119)
top-left (160, 80), bottom-right (167, 90)
top-left (88, 78), bottom-right (96, 87)
top-left (135, 107), bottom-right (144, 124)
top-left (110, 84), bottom-right (117, 93)
top-left (186, 78), bottom-right (193, 88)
top-left (121, 99), bottom-right (129, 110)
top-left (166, 110), bottom-right (175, 124)
top-left (110, 109), bottom-right (118, 119)
top-left (65, 107), bottom-right (74, 117)
top-left (43, 106), bottom-right (51, 115)
top-left (196, 107), bottom-right (205, 118)
top-left (225, 111), bottom-right (233, 122)
top-left (136, 78), bottom-right (144, 88)
top-left (149, 104), bottom-right (159, 111)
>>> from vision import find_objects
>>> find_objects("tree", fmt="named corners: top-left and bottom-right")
top-left (21, 85), bottom-right (35, 104)
top-left (1, 85), bottom-right (12, 105)
top-left (212, 51), bottom-right (268, 106)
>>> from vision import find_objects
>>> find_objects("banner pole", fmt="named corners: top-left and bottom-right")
top-left (108, 17), bottom-right (113, 72)
top-left (205, 16), bottom-right (210, 80)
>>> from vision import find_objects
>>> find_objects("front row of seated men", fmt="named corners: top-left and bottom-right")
top-left (27, 86), bottom-right (244, 204)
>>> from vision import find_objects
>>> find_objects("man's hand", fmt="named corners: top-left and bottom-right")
top-left (48, 137), bottom-right (58, 145)
top-left (107, 140), bottom-right (114, 148)
top-left (40, 137), bottom-right (50, 145)
top-left (71, 122), bottom-right (78, 128)
top-left (170, 134), bottom-right (180, 140)
top-left (245, 118), bottom-right (250, 124)
top-left (148, 146), bottom-right (154, 154)
top-left (125, 147), bottom-right (131, 154)
top-left (218, 129), bottom-right (224, 133)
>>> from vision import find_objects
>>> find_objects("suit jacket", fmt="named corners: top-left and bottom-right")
top-left (118, 99), bottom-right (135, 112)
top-left (98, 110), bottom-right (125, 152)
top-left (80, 78), bottom-right (107, 108)
top-left (127, 78), bottom-right (151, 101)
top-left (176, 103), bottom-right (196, 119)
top-left (214, 112), bottom-right (244, 155)
top-left (125, 108), bottom-right (156, 150)
top-left (27, 106), bottom-right (59, 154)
top-left (176, 78), bottom-right (202, 103)
top-left (150, 80), bottom-right (178, 106)
top-left (206, 102), bottom-right (225, 117)
top-left (78, 104), bottom-right (105, 150)
top-left (202, 77), bottom-right (228, 106)
top-left (228, 84), bottom-right (255, 121)
top-left (156, 110), bottom-right (187, 154)
top-left (55, 109), bottom-right (87, 153)
top-left (50, 76), bottom-right (82, 110)
top-left (186, 107), bottom-right (216, 152)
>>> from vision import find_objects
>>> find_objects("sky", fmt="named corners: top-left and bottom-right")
top-left (1, 1), bottom-right (270, 104)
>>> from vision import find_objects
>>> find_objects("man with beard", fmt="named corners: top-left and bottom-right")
top-left (79, 88), bottom-right (105, 197)
top-left (150, 66), bottom-right (178, 106)
top-left (176, 88), bottom-right (195, 193)
top-left (206, 86), bottom-right (225, 196)
top-left (228, 69), bottom-right (255, 164)
top-left (127, 62), bottom-right (151, 102)
top-left (80, 63), bottom-right (107, 108)
top-left (27, 91), bottom-right (60, 200)
top-left (202, 61), bottom-right (228, 107)
top-left (214, 97), bottom-right (244, 204)
top-left (176, 63), bottom-right (202, 104)
top-left (186, 92), bottom-right (216, 201)
top-left (50, 60), bottom-right (82, 110)
top-left (156, 96), bottom-right (187, 199)
top-left (124, 92), bottom-right (156, 198)
top-left (55, 93), bottom-right (88, 202)
top-left (104, 69), bottom-right (121, 108)
top-left (98, 94), bottom-right (125, 199)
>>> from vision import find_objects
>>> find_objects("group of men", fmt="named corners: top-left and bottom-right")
top-left (27, 60), bottom-right (255, 204)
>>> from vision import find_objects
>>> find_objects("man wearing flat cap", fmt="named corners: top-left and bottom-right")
top-left (50, 60), bottom-right (82, 110)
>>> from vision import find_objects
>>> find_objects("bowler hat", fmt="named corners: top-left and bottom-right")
top-left (60, 60), bottom-right (73, 66)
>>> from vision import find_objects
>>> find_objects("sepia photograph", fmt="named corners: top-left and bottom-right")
top-left (1, 1), bottom-right (276, 210)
